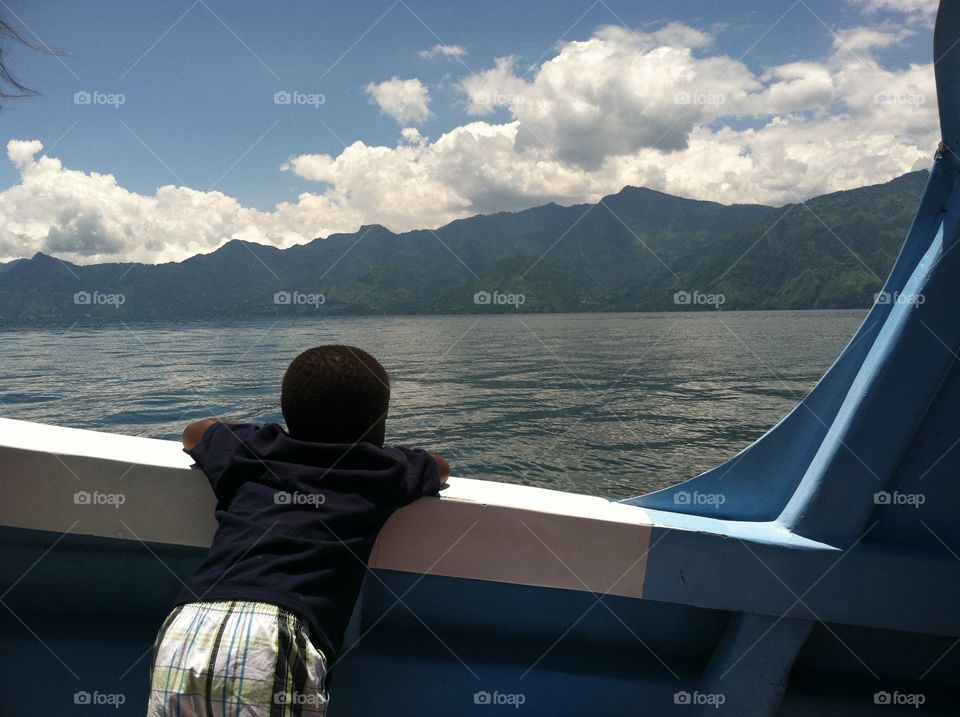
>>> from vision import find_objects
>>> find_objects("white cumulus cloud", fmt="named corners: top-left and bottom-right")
top-left (365, 77), bottom-right (432, 124)
top-left (852, 0), bottom-right (938, 26)
top-left (0, 140), bottom-right (360, 265)
top-left (0, 19), bottom-right (941, 265)
top-left (289, 22), bottom-right (935, 226)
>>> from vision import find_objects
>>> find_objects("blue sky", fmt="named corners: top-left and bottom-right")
top-left (0, 0), bottom-right (940, 263)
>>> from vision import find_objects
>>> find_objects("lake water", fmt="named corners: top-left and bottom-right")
top-left (0, 310), bottom-right (866, 499)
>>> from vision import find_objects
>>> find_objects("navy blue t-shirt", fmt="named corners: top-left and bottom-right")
top-left (175, 422), bottom-right (440, 659)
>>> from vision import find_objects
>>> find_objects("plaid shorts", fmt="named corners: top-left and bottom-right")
top-left (146, 600), bottom-right (328, 717)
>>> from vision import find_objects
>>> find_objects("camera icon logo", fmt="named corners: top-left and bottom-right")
top-left (274, 91), bottom-right (292, 105)
top-left (874, 491), bottom-right (891, 505)
top-left (74, 491), bottom-right (92, 505)
top-left (74, 691), bottom-right (92, 704)
top-left (673, 291), bottom-right (691, 305)
top-left (874, 691), bottom-right (891, 705)
top-left (74, 291), bottom-right (92, 305)
top-left (473, 691), bottom-right (491, 705)
top-left (274, 291), bottom-right (292, 305)
top-left (274, 491), bottom-right (292, 505)
top-left (674, 491), bottom-right (691, 505)
top-left (474, 291), bottom-right (491, 305)
top-left (73, 91), bottom-right (92, 105)
top-left (673, 691), bottom-right (692, 704)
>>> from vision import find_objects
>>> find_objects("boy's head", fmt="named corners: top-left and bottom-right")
top-left (281, 345), bottom-right (390, 447)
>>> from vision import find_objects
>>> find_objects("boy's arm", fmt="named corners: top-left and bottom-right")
top-left (429, 452), bottom-right (450, 486)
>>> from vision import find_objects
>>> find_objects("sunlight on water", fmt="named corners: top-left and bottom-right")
top-left (0, 310), bottom-right (865, 499)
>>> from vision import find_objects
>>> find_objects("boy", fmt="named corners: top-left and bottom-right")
top-left (146, 345), bottom-right (449, 716)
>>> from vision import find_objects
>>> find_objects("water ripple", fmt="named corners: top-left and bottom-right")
top-left (0, 310), bottom-right (864, 499)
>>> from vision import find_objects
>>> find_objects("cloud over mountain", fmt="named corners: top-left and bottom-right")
top-left (0, 17), bottom-right (939, 264)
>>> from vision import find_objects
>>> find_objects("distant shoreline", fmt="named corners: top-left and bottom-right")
top-left (0, 306), bottom-right (873, 329)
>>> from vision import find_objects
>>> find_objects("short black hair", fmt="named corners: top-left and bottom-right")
top-left (281, 345), bottom-right (390, 446)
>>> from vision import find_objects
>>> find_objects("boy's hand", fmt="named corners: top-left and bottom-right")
top-left (182, 418), bottom-right (226, 452)
top-left (429, 452), bottom-right (450, 485)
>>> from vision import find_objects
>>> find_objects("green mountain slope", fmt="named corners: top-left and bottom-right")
top-left (0, 171), bottom-right (928, 321)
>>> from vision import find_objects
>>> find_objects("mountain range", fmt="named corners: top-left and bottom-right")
top-left (0, 170), bottom-right (928, 321)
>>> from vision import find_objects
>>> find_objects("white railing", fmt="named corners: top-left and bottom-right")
top-left (0, 417), bottom-right (652, 597)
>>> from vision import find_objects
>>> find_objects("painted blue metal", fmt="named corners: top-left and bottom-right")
top-left (937, 1), bottom-right (960, 155)
top-left (698, 614), bottom-right (812, 716)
